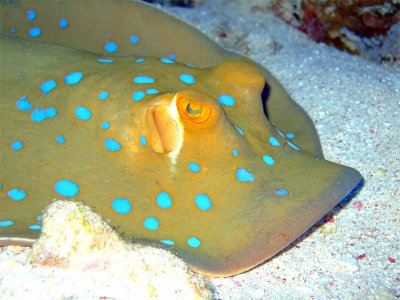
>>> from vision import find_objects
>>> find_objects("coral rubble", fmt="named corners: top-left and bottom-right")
top-left (268, 0), bottom-right (400, 64)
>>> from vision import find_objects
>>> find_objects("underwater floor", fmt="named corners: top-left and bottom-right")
top-left (1, 0), bottom-right (399, 299)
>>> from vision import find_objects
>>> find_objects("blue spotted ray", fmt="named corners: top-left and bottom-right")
top-left (0, 1), bottom-right (362, 276)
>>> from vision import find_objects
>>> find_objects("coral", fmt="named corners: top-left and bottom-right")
top-left (268, 0), bottom-right (400, 64)
top-left (29, 200), bottom-right (213, 299)
top-left (141, 0), bottom-right (202, 8)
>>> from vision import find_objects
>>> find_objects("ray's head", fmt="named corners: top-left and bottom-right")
top-left (120, 60), bottom-right (362, 276)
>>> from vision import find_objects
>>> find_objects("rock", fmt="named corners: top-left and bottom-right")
top-left (29, 200), bottom-right (213, 300)
top-left (337, 255), bottom-right (361, 272)
top-left (315, 273), bottom-right (332, 287)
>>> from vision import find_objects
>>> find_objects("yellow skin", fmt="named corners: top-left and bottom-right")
top-left (0, 1), bottom-right (361, 276)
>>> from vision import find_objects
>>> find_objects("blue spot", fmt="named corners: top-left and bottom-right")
top-left (45, 107), bottom-right (57, 118)
top-left (16, 96), bottom-right (33, 111)
top-left (56, 136), bottom-right (65, 144)
top-left (101, 121), bottom-right (110, 130)
top-left (140, 135), bottom-right (147, 146)
top-left (132, 91), bottom-right (146, 102)
top-left (169, 54), bottom-right (176, 60)
top-left (236, 168), bottom-right (255, 183)
top-left (0, 221), bottom-right (14, 227)
top-left (288, 141), bottom-right (300, 151)
top-left (187, 237), bottom-right (201, 248)
top-left (262, 155), bottom-right (275, 166)
top-left (74, 106), bottom-right (92, 121)
top-left (40, 80), bottom-right (57, 95)
top-left (97, 58), bottom-right (114, 63)
top-left (29, 27), bottom-right (41, 37)
top-left (0, 183), bottom-right (2, 189)
top-left (232, 149), bottom-right (238, 157)
top-left (10, 28), bottom-right (17, 33)
top-left (59, 18), bottom-right (68, 28)
top-left (218, 94), bottom-right (235, 107)
top-left (54, 179), bottom-right (79, 197)
top-left (29, 225), bottom-right (41, 230)
top-left (146, 88), bottom-right (159, 95)
top-left (98, 91), bottom-right (109, 100)
top-left (104, 42), bottom-right (118, 53)
top-left (188, 162), bottom-right (201, 173)
top-left (104, 138), bottom-right (121, 152)
top-left (133, 76), bottom-right (155, 84)
top-left (130, 35), bottom-right (139, 44)
top-left (156, 192), bottom-right (172, 209)
top-left (143, 217), bottom-right (159, 230)
top-left (26, 10), bottom-right (36, 21)
top-left (135, 58), bottom-right (144, 63)
top-left (31, 108), bottom-right (46, 122)
top-left (17, 72), bottom-right (23, 77)
top-left (64, 72), bottom-right (84, 85)
top-left (112, 198), bottom-right (132, 215)
top-left (275, 189), bottom-right (288, 196)
top-left (276, 128), bottom-right (285, 138)
top-left (12, 140), bottom-right (24, 151)
top-left (36, 215), bottom-right (42, 221)
top-left (269, 136), bottom-right (280, 147)
top-left (160, 58), bottom-right (175, 64)
top-left (30, 107), bottom-right (56, 122)
top-left (160, 239), bottom-right (175, 246)
top-left (195, 194), bottom-right (212, 211)
top-left (286, 133), bottom-right (295, 139)
top-left (235, 126), bottom-right (244, 136)
top-left (179, 74), bottom-right (195, 84)
top-left (7, 189), bottom-right (26, 201)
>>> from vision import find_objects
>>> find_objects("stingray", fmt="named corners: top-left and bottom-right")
top-left (0, 1), bottom-right (362, 276)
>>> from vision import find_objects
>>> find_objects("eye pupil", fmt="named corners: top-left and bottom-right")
top-left (186, 103), bottom-right (202, 115)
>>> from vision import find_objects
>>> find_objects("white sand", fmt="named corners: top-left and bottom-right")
top-left (1, 1), bottom-right (399, 299)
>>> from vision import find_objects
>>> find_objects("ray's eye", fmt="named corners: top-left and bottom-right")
top-left (177, 96), bottom-right (212, 124)
top-left (173, 90), bottom-right (222, 131)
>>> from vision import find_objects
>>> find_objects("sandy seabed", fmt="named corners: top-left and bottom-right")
top-left (1, 1), bottom-right (399, 299)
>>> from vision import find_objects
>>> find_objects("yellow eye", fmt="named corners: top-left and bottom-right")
top-left (177, 96), bottom-right (212, 124)
top-left (173, 90), bottom-right (222, 132)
